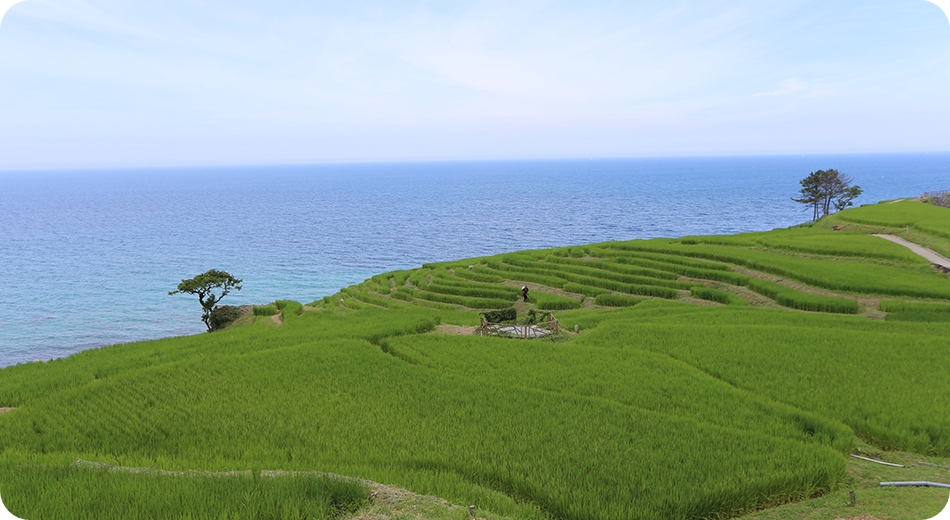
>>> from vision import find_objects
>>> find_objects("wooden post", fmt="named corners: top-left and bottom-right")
top-left (849, 489), bottom-right (855, 506)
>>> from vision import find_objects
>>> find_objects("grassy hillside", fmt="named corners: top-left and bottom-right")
top-left (2, 200), bottom-right (949, 519)
top-left (821, 198), bottom-right (950, 258)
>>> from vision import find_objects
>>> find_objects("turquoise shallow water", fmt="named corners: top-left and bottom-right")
top-left (1, 154), bottom-right (948, 367)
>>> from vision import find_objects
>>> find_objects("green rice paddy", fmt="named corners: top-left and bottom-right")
top-left (2, 200), bottom-right (949, 519)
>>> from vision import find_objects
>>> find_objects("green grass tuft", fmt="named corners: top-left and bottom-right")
top-left (253, 305), bottom-right (279, 316)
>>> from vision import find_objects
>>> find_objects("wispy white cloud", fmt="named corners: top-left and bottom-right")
top-left (0, 0), bottom-right (948, 168)
top-left (0, 0), bottom-right (25, 28)
top-left (925, 0), bottom-right (950, 28)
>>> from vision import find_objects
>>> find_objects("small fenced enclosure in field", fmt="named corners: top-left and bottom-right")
top-left (477, 313), bottom-right (560, 338)
top-left (924, 191), bottom-right (950, 208)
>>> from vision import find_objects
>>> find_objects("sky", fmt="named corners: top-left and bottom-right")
top-left (0, 0), bottom-right (949, 170)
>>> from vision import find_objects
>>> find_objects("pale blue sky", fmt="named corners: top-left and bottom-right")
top-left (0, 0), bottom-right (948, 169)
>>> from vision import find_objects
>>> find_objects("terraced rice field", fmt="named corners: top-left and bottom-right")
top-left (2, 200), bottom-right (949, 519)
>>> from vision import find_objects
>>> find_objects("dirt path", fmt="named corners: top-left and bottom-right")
top-left (433, 324), bottom-right (475, 335)
top-left (874, 234), bottom-right (950, 269)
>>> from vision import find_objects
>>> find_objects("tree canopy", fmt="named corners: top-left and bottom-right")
top-left (792, 169), bottom-right (862, 221)
top-left (169, 269), bottom-right (242, 332)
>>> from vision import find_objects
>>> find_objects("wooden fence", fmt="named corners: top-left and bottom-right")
top-left (923, 191), bottom-right (950, 208)
top-left (476, 313), bottom-right (559, 339)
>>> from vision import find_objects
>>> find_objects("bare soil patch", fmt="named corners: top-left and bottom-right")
top-left (0, 408), bottom-right (15, 415)
top-left (433, 324), bottom-right (476, 335)
top-left (349, 482), bottom-right (465, 520)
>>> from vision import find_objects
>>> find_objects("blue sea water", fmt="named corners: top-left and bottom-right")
top-left (1, 154), bottom-right (948, 367)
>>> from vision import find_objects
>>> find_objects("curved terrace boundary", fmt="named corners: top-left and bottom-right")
top-left (874, 234), bottom-right (950, 270)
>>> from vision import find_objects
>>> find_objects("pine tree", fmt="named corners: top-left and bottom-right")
top-left (792, 169), bottom-right (862, 221)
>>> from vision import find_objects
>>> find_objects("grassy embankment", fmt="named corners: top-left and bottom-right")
top-left (1, 199), bottom-right (949, 519)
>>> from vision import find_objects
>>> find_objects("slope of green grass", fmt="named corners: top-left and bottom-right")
top-left (0, 462), bottom-right (370, 520)
top-left (752, 228), bottom-right (928, 263)
top-left (823, 200), bottom-right (950, 258)
top-left (835, 200), bottom-right (950, 237)
top-left (603, 241), bottom-right (950, 299)
top-left (384, 332), bottom-right (853, 452)
top-left (3, 200), bottom-right (950, 520)
top-left (0, 309), bottom-right (846, 520)
top-left (576, 306), bottom-right (950, 455)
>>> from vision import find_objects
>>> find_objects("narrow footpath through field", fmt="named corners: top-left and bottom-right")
top-left (873, 234), bottom-right (950, 269)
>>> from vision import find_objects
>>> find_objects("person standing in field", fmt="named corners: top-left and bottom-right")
top-left (522, 285), bottom-right (529, 302)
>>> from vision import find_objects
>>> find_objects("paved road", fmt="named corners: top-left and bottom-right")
top-left (873, 234), bottom-right (950, 269)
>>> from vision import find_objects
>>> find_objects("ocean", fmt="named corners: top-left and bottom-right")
top-left (1, 153), bottom-right (948, 367)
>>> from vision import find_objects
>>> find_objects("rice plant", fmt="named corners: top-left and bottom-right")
top-left (544, 256), bottom-right (679, 280)
top-left (561, 283), bottom-right (608, 297)
top-left (746, 279), bottom-right (858, 314)
top-left (0, 462), bottom-right (370, 520)
top-left (879, 300), bottom-right (950, 313)
top-left (529, 292), bottom-right (581, 310)
top-left (594, 294), bottom-right (644, 307)
top-left (452, 268), bottom-right (504, 283)
top-left (690, 286), bottom-right (749, 305)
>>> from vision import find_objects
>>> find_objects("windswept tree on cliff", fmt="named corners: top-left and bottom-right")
top-left (793, 169), bottom-right (862, 221)
top-left (169, 269), bottom-right (242, 332)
